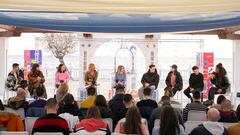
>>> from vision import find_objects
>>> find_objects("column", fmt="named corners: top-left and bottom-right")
top-left (0, 37), bottom-right (8, 96)
top-left (233, 40), bottom-right (240, 105)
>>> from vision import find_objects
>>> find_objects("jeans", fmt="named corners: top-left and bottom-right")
top-left (208, 87), bottom-right (225, 100)
top-left (184, 87), bottom-right (203, 99)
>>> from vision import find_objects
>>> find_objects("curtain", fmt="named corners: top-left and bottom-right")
top-left (0, 0), bottom-right (239, 14)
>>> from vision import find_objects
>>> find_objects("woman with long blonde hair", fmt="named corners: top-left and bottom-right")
top-left (84, 63), bottom-right (98, 86)
top-left (112, 65), bottom-right (126, 88)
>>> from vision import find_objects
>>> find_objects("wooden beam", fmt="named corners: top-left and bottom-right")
top-left (0, 31), bottom-right (21, 37)
top-left (225, 26), bottom-right (240, 33)
top-left (0, 24), bottom-right (16, 31)
top-left (218, 33), bottom-right (240, 40)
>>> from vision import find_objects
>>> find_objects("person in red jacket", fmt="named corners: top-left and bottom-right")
top-left (75, 106), bottom-right (111, 135)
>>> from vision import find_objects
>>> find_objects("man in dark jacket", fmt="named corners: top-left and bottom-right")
top-left (190, 108), bottom-right (228, 135)
top-left (184, 66), bottom-right (204, 102)
top-left (137, 87), bottom-right (158, 120)
top-left (164, 64), bottom-right (183, 97)
top-left (138, 64), bottom-right (159, 100)
top-left (109, 85), bottom-right (127, 129)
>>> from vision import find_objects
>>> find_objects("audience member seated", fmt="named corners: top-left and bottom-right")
top-left (183, 90), bottom-right (208, 122)
top-left (149, 96), bottom-right (183, 133)
top-left (58, 93), bottom-right (83, 119)
top-left (123, 94), bottom-right (135, 109)
top-left (190, 108), bottom-right (228, 135)
top-left (152, 106), bottom-right (184, 135)
top-left (109, 85), bottom-right (127, 128)
top-left (75, 106), bottom-right (111, 135)
top-left (158, 97), bottom-right (182, 109)
top-left (29, 86), bottom-right (47, 108)
top-left (114, 106), bottom-right (149, 135)
top-left (219, 99), bottom-right (238, 123)
top-left (228, 118), bottom-right (240, 135)
top-left (95, 95), bottom-right (113, 118)
top-left (80, 86), bottom-right (97, 108)
top-left (26, 87), bottom-right (46, 117)
top-left (32, 98), bottom-right (70, 135)
top-left (137, 87), bottom-right (158, 120)
top-left (0, 111), bottom-right (25, 131)
top-left (7, 88), bottom-right (29, 110)
top-left (56, 83), bottom-right (69, 103)
top-left (211, 95), bottom-right (226, 110)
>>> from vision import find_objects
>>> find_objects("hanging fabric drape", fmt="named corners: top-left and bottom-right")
top-left (0, 11), bottom-right (240, 33)
top-left (0, 0), bottom-right (240, 14)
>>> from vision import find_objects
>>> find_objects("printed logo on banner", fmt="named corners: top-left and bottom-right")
top-left (196, 52), bottom-right (214, 99)
top-left (24, 50), bottom-right (42, 80)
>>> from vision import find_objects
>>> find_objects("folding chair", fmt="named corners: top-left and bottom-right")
top-left (0, 131), bottom-right (28, 135)
top-left (25, 117), bottom-right (39, 134)
top-left (4, 107), bottom-right (25, 119)
top-left (187, 110), bottom-right (206, 121)
top-left (102, 118), bottom-right (113, 132)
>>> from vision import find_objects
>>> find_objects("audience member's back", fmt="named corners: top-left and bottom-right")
top-left (8, 88), bottom-right (29, 110)
top-left (137, 87), bottom-right (158, 120)
top-left (114, 106), bottom-right (149, 135)
top-left (75, 106), bottom-right (111, 135)
top-left (183, 90), bottom-right (207, 122)
top-left (95, 95), bottom-right (112, 118)
top-left (32, 98), bottom-right (70, 135)
top-left (58, 93), bottom-right (82, 118)
top-left (29, 86), bottom-right (47, 108)
top-left (109, 86), bottom-right (127, 128)
top-left (219, 99), bottom-right (238, 123)
top-left (149, 96), bottom-right (183, 133)
top-left (190, 108), bottom-right (228, 135)
top-left (80, 86), bottom-right (96, 109)
top-left (152, 106), bottom-right (184, 135)
top-left (211, 95), bottom-right (226, 110)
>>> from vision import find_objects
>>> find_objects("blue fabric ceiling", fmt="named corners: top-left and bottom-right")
top-left (0, 11), bottom-right (240, 33)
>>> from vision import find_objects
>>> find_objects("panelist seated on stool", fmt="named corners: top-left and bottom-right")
top-left (164, 64), bottom-right (183, 97)
top-left (206, 63), bottom-right (230, 105)
top-left (184, 66), bottom-right (204, 102)
top-left (138, 64), bottom-right (159, 100)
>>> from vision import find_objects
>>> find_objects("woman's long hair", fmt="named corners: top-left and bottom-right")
top-left (123, 106), bottom-right (143, 135)
top-left (117, 65), bottom-right (125, 75)
top-left (160, 106), bottom-right (180, 135)
top-left (95, 95), bottom-right (109, 109)
top-left (216, 63), bottom-right (227, 82)
top-left (31, 64), bottom-right (40, 75)
top-left (85, 106), bottom-right (101, 119)
top-left (87, 63), bottom-right (96, 73)
top-left (63, 93), bottom-right (78, 109)
top-left (57, 64), bottom-right (66, 73)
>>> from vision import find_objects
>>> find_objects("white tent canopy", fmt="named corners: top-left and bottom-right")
top-left (0, 0), bottom-right (240, 14)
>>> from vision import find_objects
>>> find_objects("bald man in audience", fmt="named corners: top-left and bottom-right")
top-left (190, 108), bottom-right (228, 135)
